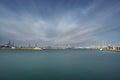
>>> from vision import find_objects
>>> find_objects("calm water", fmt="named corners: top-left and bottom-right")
top-left (0, 49), bottom-right (120, 80)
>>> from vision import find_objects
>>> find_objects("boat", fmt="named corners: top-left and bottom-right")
top-left (34, 47), bottom-right (42, 50)
top-left (100, 48), bottom-right (103, 51)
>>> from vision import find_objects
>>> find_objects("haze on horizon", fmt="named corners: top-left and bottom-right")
top-left (0, 0), bottom-right (120, 46)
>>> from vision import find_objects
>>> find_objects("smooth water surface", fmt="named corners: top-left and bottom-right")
top-left (0, 49), bottom-right (120, 80)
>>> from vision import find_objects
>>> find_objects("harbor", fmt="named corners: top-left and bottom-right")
top-left (0, 41), bottom-right (120, 52)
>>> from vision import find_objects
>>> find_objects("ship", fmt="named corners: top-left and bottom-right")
top-left (34, 47), bottom-right (42, 50)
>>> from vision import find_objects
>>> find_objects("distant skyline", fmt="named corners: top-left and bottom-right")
top-left (0, 0), bottom-right (120, 46)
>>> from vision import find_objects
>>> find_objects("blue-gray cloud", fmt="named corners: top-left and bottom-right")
top-left (0, 0), bottom-right (120, 46)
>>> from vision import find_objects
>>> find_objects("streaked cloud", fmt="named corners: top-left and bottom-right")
top-left (0, 0), bottom-right (120, 46)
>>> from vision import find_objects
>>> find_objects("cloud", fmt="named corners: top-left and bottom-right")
top-left (0, 0), bottom-right (120, 46)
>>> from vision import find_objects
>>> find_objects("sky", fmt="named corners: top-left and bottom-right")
top-left (0, 0), bottom-right (120, 46)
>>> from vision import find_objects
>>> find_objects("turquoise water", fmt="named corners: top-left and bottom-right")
top-left (0, 49), bottom-right (120, 80)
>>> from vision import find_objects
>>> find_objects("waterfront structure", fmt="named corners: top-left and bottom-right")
top-left (0, 41), bottom-right (15, 49)
top-left (0, 41), bottom-right (120, 51)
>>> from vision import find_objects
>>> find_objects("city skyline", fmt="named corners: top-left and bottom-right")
top-left (0, 0), bottom-right (120, 46)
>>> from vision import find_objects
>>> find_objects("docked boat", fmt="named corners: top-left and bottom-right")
top-left (34, 47), bottom-right (42, 50)
top-left (100, 48), bottom-right (103, 51)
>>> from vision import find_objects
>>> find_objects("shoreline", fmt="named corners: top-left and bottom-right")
top-left (0, 48), bottom-right (120, 52)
